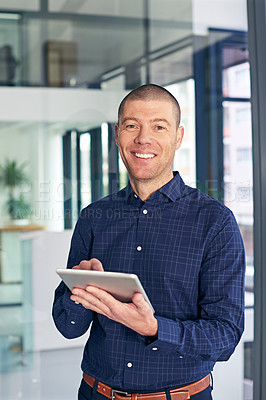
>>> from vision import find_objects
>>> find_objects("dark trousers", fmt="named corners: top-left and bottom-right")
top-left (78, 378), bottom-right (213, 400)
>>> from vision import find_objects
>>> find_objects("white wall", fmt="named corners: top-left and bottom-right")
top-left (193, 0), bottom-right (248, 35)
top-left (0, 87), bottom-right (123, 123)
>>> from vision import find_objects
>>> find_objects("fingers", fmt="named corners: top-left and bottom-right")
top-left (90, 258), bottom-right (104, 271)
top-left (72, 258), bottom-right (104, 271)
top-left (71, 286), bottom-right (112, 317)
top-left (71, 287), bottom-right (157, 336)
top-left (72, 260), bottom-right (90, 270)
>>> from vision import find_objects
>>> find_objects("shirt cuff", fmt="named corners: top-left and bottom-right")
top-left (62, 288), bottom-right (91, 315)
top-left (145, 315), bottom-right (183, 355)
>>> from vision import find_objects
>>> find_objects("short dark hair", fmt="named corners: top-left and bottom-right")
top-left (118, 84), bottom-right (181, 126)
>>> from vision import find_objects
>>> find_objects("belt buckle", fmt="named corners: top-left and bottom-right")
top-left (111, 389), bottom-right (129, 400)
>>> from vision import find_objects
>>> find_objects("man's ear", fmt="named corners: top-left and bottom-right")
top-left (176, 126), bottom-right (184, 151)
top-left (115, 123), bottom-right (119, 146)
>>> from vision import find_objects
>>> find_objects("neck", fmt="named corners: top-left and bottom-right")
top-left (129, 173), bottom-right (174, 201)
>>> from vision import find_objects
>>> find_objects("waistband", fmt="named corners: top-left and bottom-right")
top-left (83, 373), bottom-right (211, 400)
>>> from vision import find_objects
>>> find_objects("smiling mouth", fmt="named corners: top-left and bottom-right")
top-left (133, 152), bottom-right (156, 159)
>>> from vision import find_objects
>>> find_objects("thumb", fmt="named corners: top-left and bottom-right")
top-left (132, 293), bottom-right (148, 312)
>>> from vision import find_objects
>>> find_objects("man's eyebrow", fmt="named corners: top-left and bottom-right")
top-left (120, 117), bottom-right (170, 126)
top-left (121, 117), bottom-right (139, 125)
top-left (150, 118), bottom-right (170, 126)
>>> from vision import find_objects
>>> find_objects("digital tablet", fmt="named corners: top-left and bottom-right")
top-left (56, 269), bottom-right (154, 313)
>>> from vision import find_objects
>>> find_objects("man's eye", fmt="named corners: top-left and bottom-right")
top-left (155, 125), bottom-right (165, 131)
top-left (126, 124), bottom-right (136, 129)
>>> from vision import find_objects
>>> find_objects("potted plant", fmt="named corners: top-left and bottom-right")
top-left (0, 159), bottom-right (31, 224)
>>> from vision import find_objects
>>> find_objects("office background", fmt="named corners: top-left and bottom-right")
top-left (0, 0), bottom-right (264, 399)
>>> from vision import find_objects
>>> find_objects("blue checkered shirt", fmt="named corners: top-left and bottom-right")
top-left (52, 172), bottom-right (245, 391)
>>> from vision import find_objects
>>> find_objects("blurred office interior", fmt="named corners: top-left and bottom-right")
top-left (0, 1), bottom-right (265, 399)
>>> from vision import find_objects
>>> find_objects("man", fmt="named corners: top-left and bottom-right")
top-left (52, 84), bottom-right (245, 400)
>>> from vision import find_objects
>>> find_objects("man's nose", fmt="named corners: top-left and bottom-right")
top-left (134, 125), bottom-right (152, 144)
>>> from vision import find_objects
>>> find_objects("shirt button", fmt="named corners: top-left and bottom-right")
top-left (137, 246), bottom-right (142, 251)
top-left (143, 209), bottom-right (148, 215)
top-left (127, 362), bottom-right (133, 368)
top-left (152, 347), bottom-right (158, 351)
top-left (179, 356), bottom-right (183, 359)
top-left (134, 194), bottom-right (138, 198)
top-left (71, 321), bottom-right (76, 325)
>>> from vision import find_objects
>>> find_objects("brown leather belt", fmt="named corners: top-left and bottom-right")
top-left (83, 373), bottom-right (210, 400)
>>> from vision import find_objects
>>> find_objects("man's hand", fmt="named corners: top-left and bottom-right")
top-left (72, 258), bottom-right (104, 271)
top-left (70, 285), bottom-right (158, 337)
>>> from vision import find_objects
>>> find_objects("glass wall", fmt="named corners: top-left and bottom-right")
top-left (0, 0), bottom-right (192, 89)
top-left (222, 53), bottom-right (253, 400)
top-left (0, 1), bottom-right (256, 399)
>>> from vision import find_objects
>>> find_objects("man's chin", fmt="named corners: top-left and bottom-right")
top-left (128, 169), bottom-right (155, 181)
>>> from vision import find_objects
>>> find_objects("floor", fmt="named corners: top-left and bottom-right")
top-left (0, 346), bottom-right (84, 400)
top-left (0, 279), bottom-right (84, 400)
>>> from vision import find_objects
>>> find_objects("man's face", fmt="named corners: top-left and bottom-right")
top-left (115, 99), bottom-right (184, 186)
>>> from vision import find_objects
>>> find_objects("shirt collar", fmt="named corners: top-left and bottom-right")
top-left (158, 171), bottom-right (186, 201)
top-left (122, 172), bottom-right (186, 203)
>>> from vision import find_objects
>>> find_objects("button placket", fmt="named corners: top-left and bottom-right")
top-left (135, 206), bottom-right (149, 254)
top-left (123, 330), bottom-right (136, 386)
